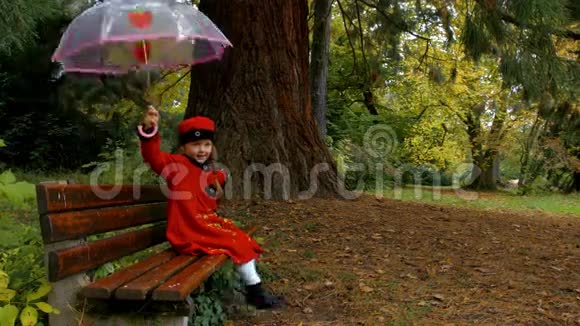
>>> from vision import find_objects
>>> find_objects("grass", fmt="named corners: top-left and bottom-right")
top-left (373, 186), bottom-right (580, 216)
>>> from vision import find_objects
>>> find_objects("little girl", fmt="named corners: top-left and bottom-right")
top-left (137, 106), bottom-right (283, 309)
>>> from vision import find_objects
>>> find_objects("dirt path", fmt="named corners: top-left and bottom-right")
top-left (222, 195), bottom-right (580, 326)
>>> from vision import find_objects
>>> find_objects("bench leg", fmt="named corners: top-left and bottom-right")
top-left (45, 240), bottom-right (91, 326)
top-left (47, 274), bottom-right (90, 326)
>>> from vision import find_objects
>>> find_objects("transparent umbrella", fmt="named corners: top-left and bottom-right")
top-left (52, 0), bottom-right (232, 75)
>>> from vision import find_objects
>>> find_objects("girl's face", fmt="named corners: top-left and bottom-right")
top-left (181, 139), bottom-right (213, 163)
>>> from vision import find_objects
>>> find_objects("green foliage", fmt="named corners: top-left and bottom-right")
top-left (0, 221), bottom-right (57, 325)
top-left (0, 163), bottom-right (57, 325)
top-left (462, 14), bottom-right (492, 62)
top-left (0, 0), bottom-right (60, 55)
top-left (189, 261), bottom-right (238, 326)
top-left (0, 170), bottom-right (35, 209)
top-left (190, 293), bottom-right (225, 326)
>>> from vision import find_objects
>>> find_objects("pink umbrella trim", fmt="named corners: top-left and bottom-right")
top-left (61, 51), bottom-right (225, 74)
top-left (52, 34), bottom-right (231, 61)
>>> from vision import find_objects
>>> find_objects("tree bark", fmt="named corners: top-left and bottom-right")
top-left (464, 102), bottom-right (506, 191)
top-left (187, 0), bottom-right (340, 200)
top-left (469, 153), bottom-right (499, 190)
top-left (363, 89), bottom-right (379, 115)
top-left (310, 0), bottom-right (333, 139)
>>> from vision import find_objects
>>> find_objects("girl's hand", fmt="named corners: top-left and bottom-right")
top-left (142, 105), bottom-right (159, 129)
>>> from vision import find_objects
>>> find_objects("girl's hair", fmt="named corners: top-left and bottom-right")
top-left (210, 144), bottom-right (218, 161)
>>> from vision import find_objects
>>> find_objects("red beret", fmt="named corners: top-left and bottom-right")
top-left (178, 116), bottom-right (215, 135)
top-left (177, 116), bottom-right (215, 145)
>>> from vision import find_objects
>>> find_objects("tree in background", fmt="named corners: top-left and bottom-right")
top-left (310, 0), bottom-right (334, 138)
top-left (325, 0), bottom-right (579, 190)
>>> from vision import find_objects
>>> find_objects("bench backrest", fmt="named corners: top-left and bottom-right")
top-left (36, 183), bottom-right (169, 282)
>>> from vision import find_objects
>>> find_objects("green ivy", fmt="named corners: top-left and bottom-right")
top-left (189, 261), bottom-right (239, 326)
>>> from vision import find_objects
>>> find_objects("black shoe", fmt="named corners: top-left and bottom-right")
top-left (245, 283), bottom-right (285, 309)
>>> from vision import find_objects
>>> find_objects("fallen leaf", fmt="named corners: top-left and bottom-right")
top-left (432, 294), bottom-right (445, 301)
top-left (405, 273), bottom-right (418, 279)
top-left (474, 267), bottom-right (494, 274)
top-left (359, 284), bottom-right (374, 293)
top-left (303, 284), bottom-right (317, 291)
top-left (376, 269), bottom-right (385, 274)
top-left (417, 301), bottom-right (428, 306)
top-left (439, 264), bottom-right (452, 272)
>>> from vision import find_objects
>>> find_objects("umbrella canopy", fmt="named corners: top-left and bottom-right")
top-left (52, 0), bottom-right (232, 74)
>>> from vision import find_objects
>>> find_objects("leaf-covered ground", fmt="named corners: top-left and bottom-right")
top-left (222, 195), bottom-right (580, 325)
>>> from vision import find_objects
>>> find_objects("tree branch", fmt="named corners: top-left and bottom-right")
top-left (336, 0), bottom-right (359, 75)
top-left (357, 0), bottom-right (431, 41)
top-left (158, 69), bottom-right (191, 102)
top-left (354, 0), bottom-right (369, 78)
top-left (415, 40), bottom-right (430, 70)
top-left (474, 0), bottom-right (580, 40)
top-left (439, 99), bottom-right (468, 125)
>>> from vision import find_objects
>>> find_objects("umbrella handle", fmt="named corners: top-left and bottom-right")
top-left (137, 124), bottom-right (158, 137)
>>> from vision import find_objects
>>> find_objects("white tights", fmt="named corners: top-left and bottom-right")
top-left (235, 259), bottom-right (261, 286)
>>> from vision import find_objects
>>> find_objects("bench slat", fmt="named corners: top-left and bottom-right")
top-left (152, 254), bottom-right (227, 301)
top-left (115, 255), bottom-right (198, 300)
top-left (48, 224), bottom-right (167, 282)
top-left (152, 225), bottom-right (260, 301)
top-left (81, 249), bottom-right (177, 299)
top-left (40, 202), bottom-right (167, 244)
top-left (36, 184), bottom-right (166, 214)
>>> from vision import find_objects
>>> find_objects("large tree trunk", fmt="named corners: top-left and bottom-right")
top-left (309, 0), bottom-right (333, 138)
top-left (469, 153), bottom-right (499, 190)
top-left (187, 0), bottom-right (340, 200)
top-left (464, 102), bottom-right (507, 191)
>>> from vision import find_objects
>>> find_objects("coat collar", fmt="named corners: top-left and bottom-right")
top-left (182, 154), bottom-right (213, 172)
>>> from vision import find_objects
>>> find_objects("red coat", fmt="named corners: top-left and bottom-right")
top-left (139, 133), bottom-right (262, 264)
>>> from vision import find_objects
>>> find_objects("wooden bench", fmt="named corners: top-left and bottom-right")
top-left (36, 181), bottom-right (256, 326)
